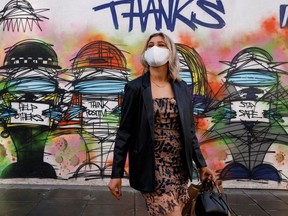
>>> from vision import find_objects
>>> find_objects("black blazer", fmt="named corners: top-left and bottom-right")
top-left (111, 72), bottom-right (207, 192)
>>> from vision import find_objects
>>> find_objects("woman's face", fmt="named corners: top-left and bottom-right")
top-left (146, 35), bottom-right (168, 50)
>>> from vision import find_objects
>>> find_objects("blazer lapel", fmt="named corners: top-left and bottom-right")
top-left (172, 81), bottom-right (186, 128)
top-left (142, 73), bottom-right (154, 139)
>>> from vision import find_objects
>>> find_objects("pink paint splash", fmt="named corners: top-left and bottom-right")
top-left (200, 142), bottom-right (228, 172)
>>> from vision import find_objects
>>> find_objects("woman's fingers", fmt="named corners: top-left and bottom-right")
top-left (108, 178), bottom-right (122, 200)
top-left (109, 185), bottom-right (122, 200)
top-left (199, 167), bottom-right (216, 181)
top-left (114, 187), bottom-right (122, 200)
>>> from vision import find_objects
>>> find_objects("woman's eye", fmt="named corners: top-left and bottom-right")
top-left (147, 44), bottom-right (154, 48)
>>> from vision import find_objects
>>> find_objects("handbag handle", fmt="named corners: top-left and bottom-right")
top-left (201, 177), bottom-right (232, 213)
top-left (201, 176), bottom-right (223, 193)
top-left (200, 176), bottom-right (215, 192)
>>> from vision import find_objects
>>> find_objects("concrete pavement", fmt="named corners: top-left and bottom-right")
top-left (0, 184), bottom-right (287, 216)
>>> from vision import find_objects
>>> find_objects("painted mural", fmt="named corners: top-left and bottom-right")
top-left (0, 0), bottom-right (288, 189)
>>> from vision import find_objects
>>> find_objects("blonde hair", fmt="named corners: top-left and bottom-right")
top-left (140, 32), bottom-right (181, 81)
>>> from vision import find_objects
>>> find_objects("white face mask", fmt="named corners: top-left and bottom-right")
top-left (144, 46), bottom-right (169, 67)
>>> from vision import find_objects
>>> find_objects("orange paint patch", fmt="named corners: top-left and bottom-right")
top-left (219, 46), bottom-right (231, 57)
top-left (282, 28), bottom-right (288, 38)
top-left (208, 73), bottom-right (222, 95)
top-left (196, 118), bottom-right (210, 131)
top-left (261, 16), bottom-right (278, 34)
top-left (128, 54), bottom-right (143, 78)
top-left (178, 32), bottom-right (199, 48)
top-left (85, 34), bottom-right (107, 44)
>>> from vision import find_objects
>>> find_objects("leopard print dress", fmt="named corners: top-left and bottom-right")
top-left (142, 97), bottom-right (190, 216)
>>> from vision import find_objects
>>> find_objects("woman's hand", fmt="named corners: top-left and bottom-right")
top-left (199, 166), bottom-right (215, 182)
top-left (108, 178), bottom-right (122, 200)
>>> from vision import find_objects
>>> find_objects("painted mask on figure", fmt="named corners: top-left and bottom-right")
top-left (144, 46), bottom-right (169, 67)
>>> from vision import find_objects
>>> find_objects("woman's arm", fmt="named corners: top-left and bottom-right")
top-left (111, 83), bottom-right (138, 178)
top-left (108, 83), bottom-right (139, 199)
top-left (182, 81), bottom-right (215, 180)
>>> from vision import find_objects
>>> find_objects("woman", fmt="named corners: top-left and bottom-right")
top-left (108, 32), bottom-right (214, 216)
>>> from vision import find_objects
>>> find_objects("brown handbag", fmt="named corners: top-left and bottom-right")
top-left (182, 179), bottom-right (231, 216)
top-left (182, 183), bottom-right (202, 216)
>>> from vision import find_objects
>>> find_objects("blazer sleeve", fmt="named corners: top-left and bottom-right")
top-left (190, 111), bottom-right (207, 168)
top-left (111, 82), bottom-right (138, 178)
top-left (184, 82), bottom-right (207, 168)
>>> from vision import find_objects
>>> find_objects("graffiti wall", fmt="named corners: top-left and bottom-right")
top-left (0, 0), bottom-right (288, 189)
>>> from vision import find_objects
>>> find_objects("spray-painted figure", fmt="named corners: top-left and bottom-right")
top-left (176, 43), bottom-right (213, 115)
top-left (0, 0), bottom-right (49, 32)
top-left (0, 39), bottom-right (63, 178)
top-left (174, 43), bottom-right (214, 178)
top-left (203, 47), bottom-right (288, 182)
top-left (62, 41), bottom-right (129, 179)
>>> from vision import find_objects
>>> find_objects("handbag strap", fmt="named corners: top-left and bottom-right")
top-left (211, 192), bottom-right (232, 213)
top-left (210, 194), bottom-right (228, 211)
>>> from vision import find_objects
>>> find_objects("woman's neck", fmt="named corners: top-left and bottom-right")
top-left (149, 65), bottom-right (168, 82)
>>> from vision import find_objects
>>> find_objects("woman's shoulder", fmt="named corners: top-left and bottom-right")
top-left (126, 73), bottom-right (146, 88)
top-left (173, 78), bottom-right (188, 87)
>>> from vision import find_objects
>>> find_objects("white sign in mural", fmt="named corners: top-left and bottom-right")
top-left (82, 100), bottom-right (117, 118)
top-left (231, 100), bottom-right (270, 122)
top-left (10, 102), bottom-right (50, 126)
